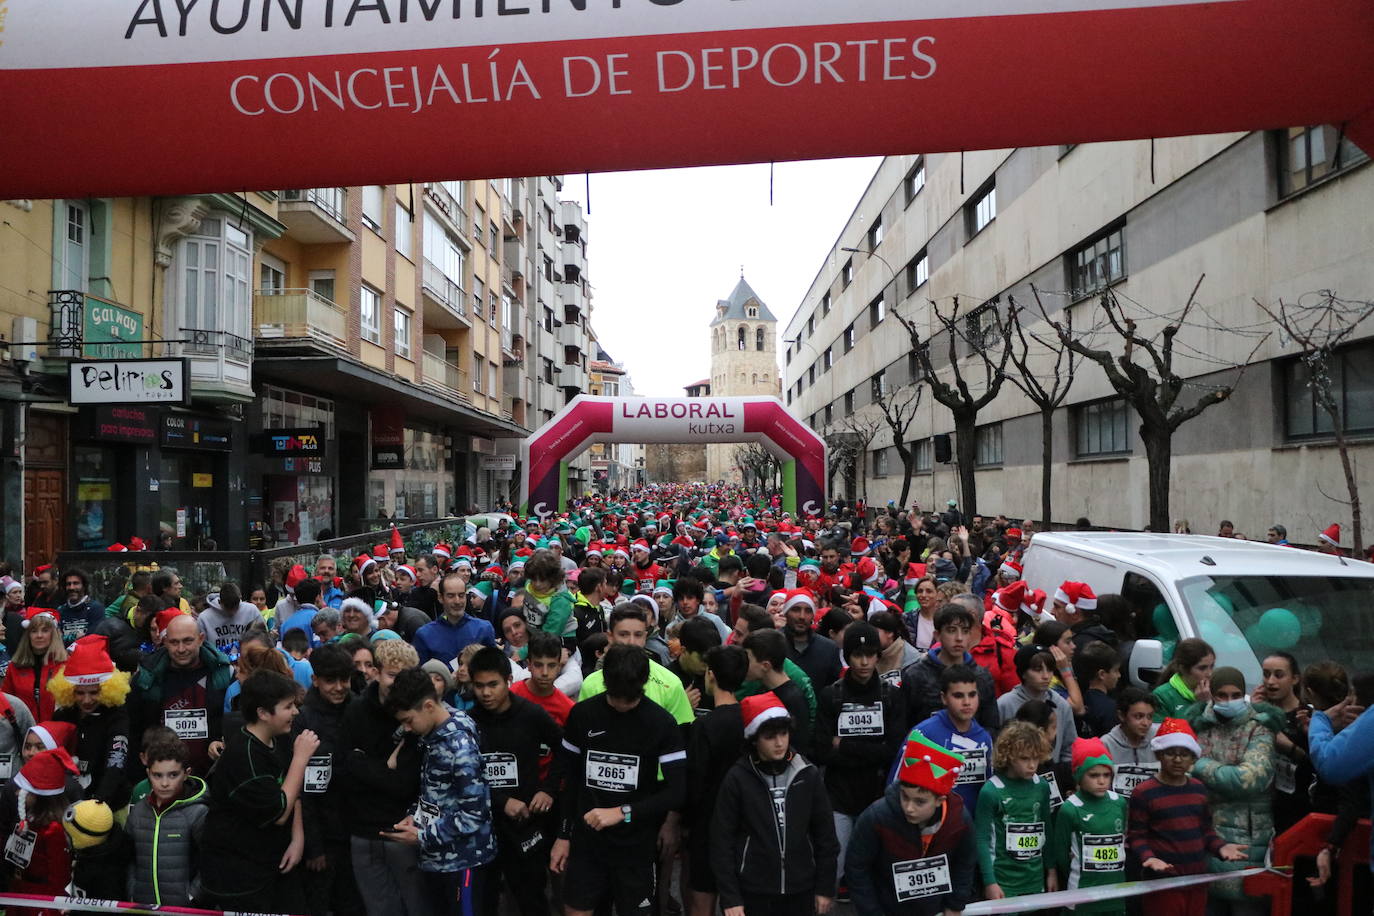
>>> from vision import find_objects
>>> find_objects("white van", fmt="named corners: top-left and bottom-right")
top-left (1022, 532), bottom-right (1374, 689)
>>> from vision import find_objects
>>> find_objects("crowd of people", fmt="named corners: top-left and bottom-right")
top-left (0, 484), bottom-right (1370, 916)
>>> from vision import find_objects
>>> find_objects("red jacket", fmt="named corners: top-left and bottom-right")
top-left (11, 818), bottom-right (71, 916)
top-left (974, 608), bottom-right (1020, 696)
top-left (2, 661), bottom-right (63, 722)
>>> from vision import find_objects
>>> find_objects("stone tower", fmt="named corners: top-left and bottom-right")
top-left (706, 275), bottom-right (780, 484)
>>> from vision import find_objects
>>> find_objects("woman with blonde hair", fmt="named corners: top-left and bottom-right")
top-left (3, 608), bottom-right (69, 720)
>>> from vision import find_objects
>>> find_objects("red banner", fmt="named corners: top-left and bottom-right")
top-left (0, 0), bottom-right (1371, 197)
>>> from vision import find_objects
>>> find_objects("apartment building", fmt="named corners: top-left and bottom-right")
top-left (589, 345), bottom-right (646, 492)
top-left (0, 176), bottom-right (594, 565)
top-left (782, 129), bottom-right (1373, 536)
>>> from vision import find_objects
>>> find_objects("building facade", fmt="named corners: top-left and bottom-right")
top-left (706, 277), bottom-right (781, 483)
top-left (0, 176), bottom-right (595, 564)
top-left (781, 130), bottom-right (1373, 538)
top-left (588, 346), bottom-right (646, 493)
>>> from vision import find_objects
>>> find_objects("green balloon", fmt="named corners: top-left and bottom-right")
top-left (1210, 592), bottom-right (1236, 615)
top-left (1153, 603), bottom-right (1180, 640)
top-left (1292, 605), bottom-right (1323, 638)
top-left (1251, 607), bottom-right (1302, 650)
top-left (1199, 621), bottom-right (1227, 648)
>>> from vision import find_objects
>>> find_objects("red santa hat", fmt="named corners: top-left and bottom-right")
top-left (21, 606), bottom-right (58, 630)
top-left (1318, 523), bottom-right (1343, 548)
top-left (1022, 588), bottom-right (1048, 617)
top-left (630, 539), bottom-right (651, 555)
top-left (389, 526), bottom-right (405, 553)
top-left (741, 693), bottom-right (790, 739)
top-left (106, 543), bottom-right (128, 553)
top-left (850, 536), bottom-right (871, 556)
top-left (394, 564), bottom-right (417, 583)
top-left (152, 608), bottom-right (188, 641)
top-left (372, 544), bottom-right (390, 560)
top-left (1054, 581), bottom-right (1097, 611)
top-left (992, 582), bottom-right (1027, 614)
top-left (780, 589), bottom-right (816, 615)
top-left (28, 721), bottom-right (77, 754)
top-left (354, 554), bottom-right (377, 579)
top-left (285, 564), bottom-right (309, 594)
top-left (1000, 558), bottom-right (1024, 580)
top-left (14, 747), bottom-right (80, 796)
top-left (856, 557), bottom-right (882, 585)
top-left (128, 536), bottom-right (148, 551)
top-left (62, 635), bottom-right (117, 686)
top-left (904, 562), bottom-right (928, 586)
top-left (1151, 717), bottom-right (1201, 757)
top-left (432, 543), bottom-right (452, 561)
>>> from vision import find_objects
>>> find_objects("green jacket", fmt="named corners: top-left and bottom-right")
top-left (1051, 789), bottom-right (1129, 913)
top-left (738, 659), bottom-right (817, 726)
top-left (974, 772), bottom-right (1053, 896)
top-left (1151, 673), bottom-right (1195, 722)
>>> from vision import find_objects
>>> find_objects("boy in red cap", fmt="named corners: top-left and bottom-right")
top-left (1127, 718), bottom-right (1248, 915)
top-left (1050, 737), bottom-right (1129, 913)
top-left (846, 732), bottom-right (977, 914)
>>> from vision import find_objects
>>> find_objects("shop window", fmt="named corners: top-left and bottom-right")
top-left (73, 446), bottom-right (116, 550)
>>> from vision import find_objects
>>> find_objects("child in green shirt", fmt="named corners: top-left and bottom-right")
top-left (1051, 737), bottom-right (1129, 914)
top-left (974, 719), bottom-right (1056, 899)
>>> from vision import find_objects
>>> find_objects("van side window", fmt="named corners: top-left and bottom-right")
top-left (1123, 572), bottom-right (1167, 639)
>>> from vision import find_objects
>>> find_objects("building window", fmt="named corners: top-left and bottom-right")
top-left (1284, 342), bottom-right (1374, 439)
top-left (394, 307), bottom-right (412, 359)
top-left (175, 216), bottom-right (252, 341)
top-left (489, 222), bottom-right (500, 255)
top-left (475, 206), bottom-right (487, 246)
top-left (867, 216), bottom-right (884, 250)
top-left (363, 186), bottom-right (384, 232)
top-left (842, 258), bottom-right (854, 288)
top-left (756, 327), bottom-right (765, 351)
top-left (870, 294), bottom-right (885, 326)
top-left (738, 327), bottom-right (747, 350)
top-left (905, 158), bottom-right (926, 204)
top-left (975, 422), bottom-right (1003, 467)
top-left (823, 347), bottom-right (832, 371)
top-left (871, 370), bottom-right (886, 400)
top-left (307, 269), bottom-right (335, 304)
top-left (808, 365), bottom-right (816, 385)
top-left (59, 200), bottom-right (90, 292)
top-left (785, 349), bottom-right (792, 365)
top-left (821, 292), bottom-right (831, 316)
top-left (259, 254), bottom-right (286, 292)
top-left (473, 357), bottom-right (483, 393)
top-left (490, 361), bottom-right (498, 395)
top-left (824, 404), bottom-right (833, 426)
top-left (1069, 224), bottom-right (1126, 299)
top-left (967, 182), bottom-right (996, 237)
top-left (1075, 398), bottom-right (1132, 456)
top-left (787, 391), bottom-right (793, 405)
top-left (844, 324), bottom-right (855, 352)
top-left (873, 448), bottom-right (890, 478)
top-left (489, 292), bottom-right (498, 326)
top-left (914, 437), bottom-right (933, 472)
top-left (747, 306), bottom-right (758, 318)
top-left (360, 285), bottom-right (382, 344)
top-left (906, 250), bottom-right (929, 293)
top-left (807, 315), bottom-right (814, 336)
top-left (965, 302), bottom-right (999, 348)
top-left (844, 390), bottom-right (854, 414)
top-left (473, 277), bottom-right (485, 318)
top-left (395, 201), bottom-right (413, 260)
top-left (1279, 125), bottom-right (1369, 197)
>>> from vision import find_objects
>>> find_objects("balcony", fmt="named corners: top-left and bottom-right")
top-left (557, 317), bottom-right (585, 351)
top-left (421, 351), bottom-right (470, 401)
top-left (424, 184), bottom-right (469, 239)
top-left (563, 282), bottom-right (587, 314)
top-left (421, 259), bottom-right (470, 328)
top-left (253, 288), bottom-right (347, 353)
top-left (170, 327), bottom-right (254, 401)
top-left (47, 290), bottom-right (149, 360)
top-left (563, 240), bottom-right (586, 277)
top-left (278, 189), bottom-right (354, 244)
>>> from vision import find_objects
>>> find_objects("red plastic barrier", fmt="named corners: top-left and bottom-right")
top-left (1247, 814), bottom-right (1371, 916)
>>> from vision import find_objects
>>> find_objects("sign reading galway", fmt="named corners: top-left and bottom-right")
top-left (1, 1), bottom-right (1371, 197)
top-left (68, 359), bottom-right (190, 406)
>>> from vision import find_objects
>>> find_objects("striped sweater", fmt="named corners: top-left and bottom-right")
top-left (1125, 776), bottom-right (1225, 874)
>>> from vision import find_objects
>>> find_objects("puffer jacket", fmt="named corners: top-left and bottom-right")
top-left (125, 776), bottom-right (209, 905)
top-left (1189, 700), bottom-right (1282, 900)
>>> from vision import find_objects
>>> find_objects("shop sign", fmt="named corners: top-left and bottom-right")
top-left (162, 413), bottom-right (234, 451)
top-left (69, 359), bottom-right (189, 406)
top-left (479, 455), bottom-right (517, 472)
top-left (83, 297), bottom-right (144, 359)
top-left (371, 409), bottom-right (405, 470)
top-left (280, 457), bottom-right (326, 475)
top-left (86, 405), bottom-right (159, 444)
top-left (192, 473), bottom-right (214, 488)
top-left (258, 427), bottom-right (327, 457)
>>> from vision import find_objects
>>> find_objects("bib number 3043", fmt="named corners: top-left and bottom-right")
top-left (892, 854), bottom-right (952, 902)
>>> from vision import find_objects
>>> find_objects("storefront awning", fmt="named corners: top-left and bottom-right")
top-left (253, 356), bottom-right (527, 440)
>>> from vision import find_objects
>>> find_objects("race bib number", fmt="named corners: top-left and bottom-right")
top-left (1083, 834), bottom-right (1126, 872)
top-left (305, 755), bottom-right (332, 794)
top-left (1275, 755), bottom-right (1298, 795)
top-left (1006, 822), bottom-right (1045, 858)
top-left (1113, 763), bottom-right (1159, 798)
top-left (413, 800), bottom-right (441, 832)
top-left (892, 854), bottom-right (952, 902)
top-left (1046, 776), bottom-right (1064, 811)
top-left (4, 828), bottom-right (35, 869)
top-left (879, 669), bottom-right (902, 688)
top-left (586, 751), bottom-right (639, 792)
top-left (164, 708), bottom-right (210, 741)
top-left (482, 752), bottom-right (519, 789)
top-left (638, 580), bottom-right (653, 594)
top-left (0, 754), bottom-right (13, 781)
top-left (837, 703), bottom-right (884, 738)
top-left (954, 748), bottom-right (988, 786)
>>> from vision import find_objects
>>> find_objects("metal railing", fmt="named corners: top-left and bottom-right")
top-left (253, 288), bottom-right (347, 349)
top-left (424, 183), bottom-right (469, 234)
top-left (281, 187), bottom-right (347, 224)
top-left (48, 289), bottom-right (84, 355)
top-left (422, 351), bottom-right (469, 398)
top-left (422, 259), bottom-right (468, 318)
top-left (178, 327), bottom-right (254, 361)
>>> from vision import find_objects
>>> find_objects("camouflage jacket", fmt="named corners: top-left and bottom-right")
top-left (415, 707), bottom-right (498, 873)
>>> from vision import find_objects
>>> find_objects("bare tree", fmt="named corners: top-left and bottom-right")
top-left (840, 411), bottom-right (883, 504)
top-left (824, 430), bottom-right (860, 498)
top-left (1255, 291), bottom-right (1374, 553)
top-left (897, 296), bottom-right (1012, 517)
top-left (872, 383), bottom-right (925, 507)
top-left (733, 442), bottom-right (781, 495)
top-left (1001, 296), bottom-right (1078, 529)
top-left (1039, 278), bottom-right (1267, 533)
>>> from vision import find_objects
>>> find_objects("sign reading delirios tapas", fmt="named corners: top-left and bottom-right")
top-left (68, 359), bottom-right (190, 406)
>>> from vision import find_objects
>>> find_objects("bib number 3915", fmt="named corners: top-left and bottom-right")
top-left (892, 854), bottom-right (952, 902)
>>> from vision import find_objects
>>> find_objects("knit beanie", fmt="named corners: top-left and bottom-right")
top-left (1211, 666), bottom-right (1246, 695)
top-left (1071, 736), bottom-right (1115, 782)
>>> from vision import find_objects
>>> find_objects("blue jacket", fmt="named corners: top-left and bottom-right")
top-left (415, 709), bottom-right (497, 873)
top-left (278, 604), bottom-right (319, 645)
top-left (1308, 710), bottom-right (1374, 869)
top-left (413, 614), bottom-right (496, 666)
top-left (892, 710), bottom-right (993, 815)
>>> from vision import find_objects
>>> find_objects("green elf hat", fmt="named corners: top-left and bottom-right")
top-left (535, 538), bottom-right (550, 549)
top-left (620, 578), bottom-right (636, 596)
top-left (895, 731), bottom-right (965, 795)
top-left (471, 580), bottom-right (494, 604)
top-left (652, 580), bottom-right (675, 598)
top-left (798, 558), bottom-right (821, 579)
top-left (1071, 737), bottom-right (1115, 782)
top-left (574, 526), bottom-right (593, 546)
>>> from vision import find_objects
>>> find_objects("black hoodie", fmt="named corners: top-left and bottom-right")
top-left (336, 680), bottom-right (422, 837)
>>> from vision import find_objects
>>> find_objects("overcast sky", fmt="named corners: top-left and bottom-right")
top-left (560, 157), bottom-right (881, 396)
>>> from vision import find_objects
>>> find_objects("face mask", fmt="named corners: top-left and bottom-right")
top-left (1213, 698), bottom-right (1248, 719)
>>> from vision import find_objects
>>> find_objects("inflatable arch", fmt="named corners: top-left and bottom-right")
top-left (519, 396), bottom-right (826, 518)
